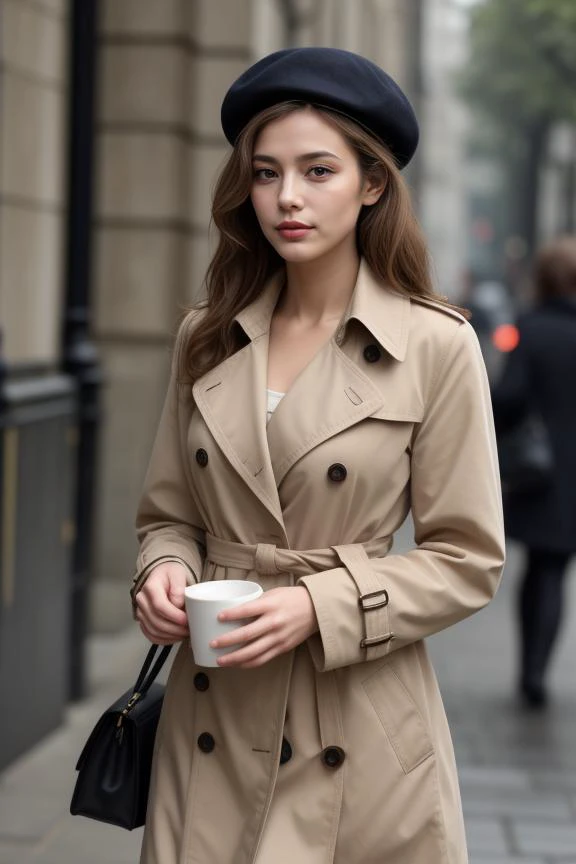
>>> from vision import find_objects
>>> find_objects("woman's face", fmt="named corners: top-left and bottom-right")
top-left (250, 108), bottom-right (382, 265)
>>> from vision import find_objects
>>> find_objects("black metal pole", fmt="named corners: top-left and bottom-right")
top-left (0, 331), bottom-right (7, 416)
top-left (62, 0), bottom-right (102, 701)
top-left (0, 331), bottom-right (6, 652)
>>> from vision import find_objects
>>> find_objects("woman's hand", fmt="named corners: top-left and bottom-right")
top-left (135, 562), bottom-right (190, 645)
top-left (211, 586), bottom-right (319, 668)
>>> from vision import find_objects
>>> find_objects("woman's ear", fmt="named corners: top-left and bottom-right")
top-left (361, 170), bottom-right (386, 206)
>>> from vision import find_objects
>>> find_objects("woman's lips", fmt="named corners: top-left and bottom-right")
top-left (276, 225), bottom-right (314, 240)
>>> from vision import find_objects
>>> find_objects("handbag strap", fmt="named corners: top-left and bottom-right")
top-left (133, 644), bottom-right (172, 698)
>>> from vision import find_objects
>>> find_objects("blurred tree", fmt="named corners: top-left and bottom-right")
top-left (460, 0), bottom-right (576, 261)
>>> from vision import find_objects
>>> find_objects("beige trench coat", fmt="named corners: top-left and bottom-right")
top-left (133, 260), bottom-right (505, 864)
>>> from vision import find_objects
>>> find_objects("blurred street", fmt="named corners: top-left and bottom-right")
top-left (429, 545), bottom-right (576, 864)
top-left (0, 523), bottom-right (575, 864)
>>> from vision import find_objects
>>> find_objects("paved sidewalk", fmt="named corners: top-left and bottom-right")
top-left (0, 627), bottom-right (148, 864)
top-left (1, 535), bottom-right (575, 863)
top-left (428, 540), bottom-right (576, 864)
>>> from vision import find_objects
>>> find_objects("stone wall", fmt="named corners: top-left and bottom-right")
top-left (0, 0), bottom-right (69, 366)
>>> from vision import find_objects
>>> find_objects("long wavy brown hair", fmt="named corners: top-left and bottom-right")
top-left (176, 101), bottom-right (466, 383)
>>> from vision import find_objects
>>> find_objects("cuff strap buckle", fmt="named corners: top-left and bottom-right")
top-left (358, 588), bottom-right (389, 611)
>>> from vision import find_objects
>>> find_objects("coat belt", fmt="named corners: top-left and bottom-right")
top-left (204, 533), bottom-right (392, 578)
top-left (203, 533), bottom-right (394, 772)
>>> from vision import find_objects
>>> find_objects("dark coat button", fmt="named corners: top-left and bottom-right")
top-left (280, 737), bottom-right (293, 765)
top-left (197, 732), bottom-right (215, 753)
top-left (327, 463), bottom-right (347, 482)
top-left (322, 746), bottom-right (346, 769)
top-left (363, 344), bottom-right (382, 363)
top-left (195, 448), bottom-right (209, 467)
top-left (194, 672), bottom-right (209, 692)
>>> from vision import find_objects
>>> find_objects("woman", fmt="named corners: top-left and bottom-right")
top-left (492, 235), bottom-right (576, 709)
top-left (132, 48), bottom-right (505, 864)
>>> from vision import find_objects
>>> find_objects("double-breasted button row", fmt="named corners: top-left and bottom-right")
top-left (280, 740), bottom-right (344, 768)
top-left (195, 448), bottom-right (209, 467)
top-left (198, 438), bottom-right (351, 485)
top-left (196, 732), bottom-right (344, 768)
top-left (327, 463), bottom-right (347, 483)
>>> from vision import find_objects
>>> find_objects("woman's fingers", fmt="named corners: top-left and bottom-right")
top-left (212, 586), bottom-right (317, 666)
top-left (137, 621), bottom-right (188, 644)
top-left (136, 608), bottom-right (188, 643)
top-left (137, 618), bottom-right (176, 646)
top-left (136, 589), bottom-right (188, 641)
top-left (147, 590), bottom-right (188, 626)
top-left (217, 597), bottom-right (268, 623)
top-left (239, 647), bottom-right (279, 669)
top-left (216, 634), bottom-right (278, 667)
top-left (210, 616), bottom-right (273, 649)
top-left (133, 562), bottom-right (191, 644)
top-left (137, 584), bottom-right (188, 628)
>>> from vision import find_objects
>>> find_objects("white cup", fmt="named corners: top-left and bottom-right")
top-left (184, 580), bottom-right (263, 667)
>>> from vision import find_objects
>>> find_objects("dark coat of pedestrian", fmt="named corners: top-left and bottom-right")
top-left (492, 235), bottom-right (576, 707)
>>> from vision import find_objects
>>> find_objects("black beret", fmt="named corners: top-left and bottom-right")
top-left (221, 47), bottom-right (419, 168)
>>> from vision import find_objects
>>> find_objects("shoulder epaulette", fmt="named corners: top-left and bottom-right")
top-left (410, 295), bottom-right (467, 323)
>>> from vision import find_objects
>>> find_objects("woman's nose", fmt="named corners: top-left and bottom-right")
top-left (278, 174), bottom-right (303, 210)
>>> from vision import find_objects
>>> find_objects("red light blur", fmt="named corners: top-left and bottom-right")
top-left (492, 324), bottom-right (520, 352)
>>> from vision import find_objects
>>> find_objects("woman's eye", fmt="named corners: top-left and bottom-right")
top-left (254, 168), bottom-right (276, 180)
top-left (308, 165), bottom-right (333, 178)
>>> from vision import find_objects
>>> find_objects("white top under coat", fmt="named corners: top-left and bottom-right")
top-left (266, 388), bottom-right (285, 425)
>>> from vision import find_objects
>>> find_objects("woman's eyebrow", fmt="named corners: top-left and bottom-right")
top-left (252, 151), bottom-right (342, 164)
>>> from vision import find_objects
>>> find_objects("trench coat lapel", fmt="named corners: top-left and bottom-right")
top-left (265, 261), bottom-right (410, 485)
top-left (265, 342), bottom-right (384, 486)
top-left (192, 261), bottom-right (411, 516)
top-left (192, 274), bottom-right (285, 528)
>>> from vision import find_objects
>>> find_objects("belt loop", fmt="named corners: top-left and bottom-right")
top-left (314, 667), bottom-right (345, 855)
top-left (254, 543), bottom-right (279, 576)
top-left (314, 669), bottom-right (344, 751)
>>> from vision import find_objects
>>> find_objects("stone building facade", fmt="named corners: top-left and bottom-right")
top-left (0, 0), bottom-right (75, 770)
top-left (0, 0), bottom-right (68, 366)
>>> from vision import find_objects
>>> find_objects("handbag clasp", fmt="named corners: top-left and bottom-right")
top-left (116, 691), bottom-right (142, 729)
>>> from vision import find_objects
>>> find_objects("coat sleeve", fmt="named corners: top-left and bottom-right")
top-left (299, 320), bottom-right (506, 671)
top-left (131, 358), bottom-right (206, 613)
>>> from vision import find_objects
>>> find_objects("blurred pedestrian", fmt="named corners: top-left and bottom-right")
top-left (492, 235), bottom-right (576, 708)
top-left (131, 48), bottom-right (504, 864)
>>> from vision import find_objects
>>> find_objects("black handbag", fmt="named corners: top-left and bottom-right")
top-left (498, 413), bottom-right (554, 493)
top-left (70, 643), bottom-right (172, 830)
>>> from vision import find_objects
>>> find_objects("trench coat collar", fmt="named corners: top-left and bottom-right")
top-left (234, 258), bottom-right (410, 362)
top-left (192, 260), bottom-right (409, 531)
